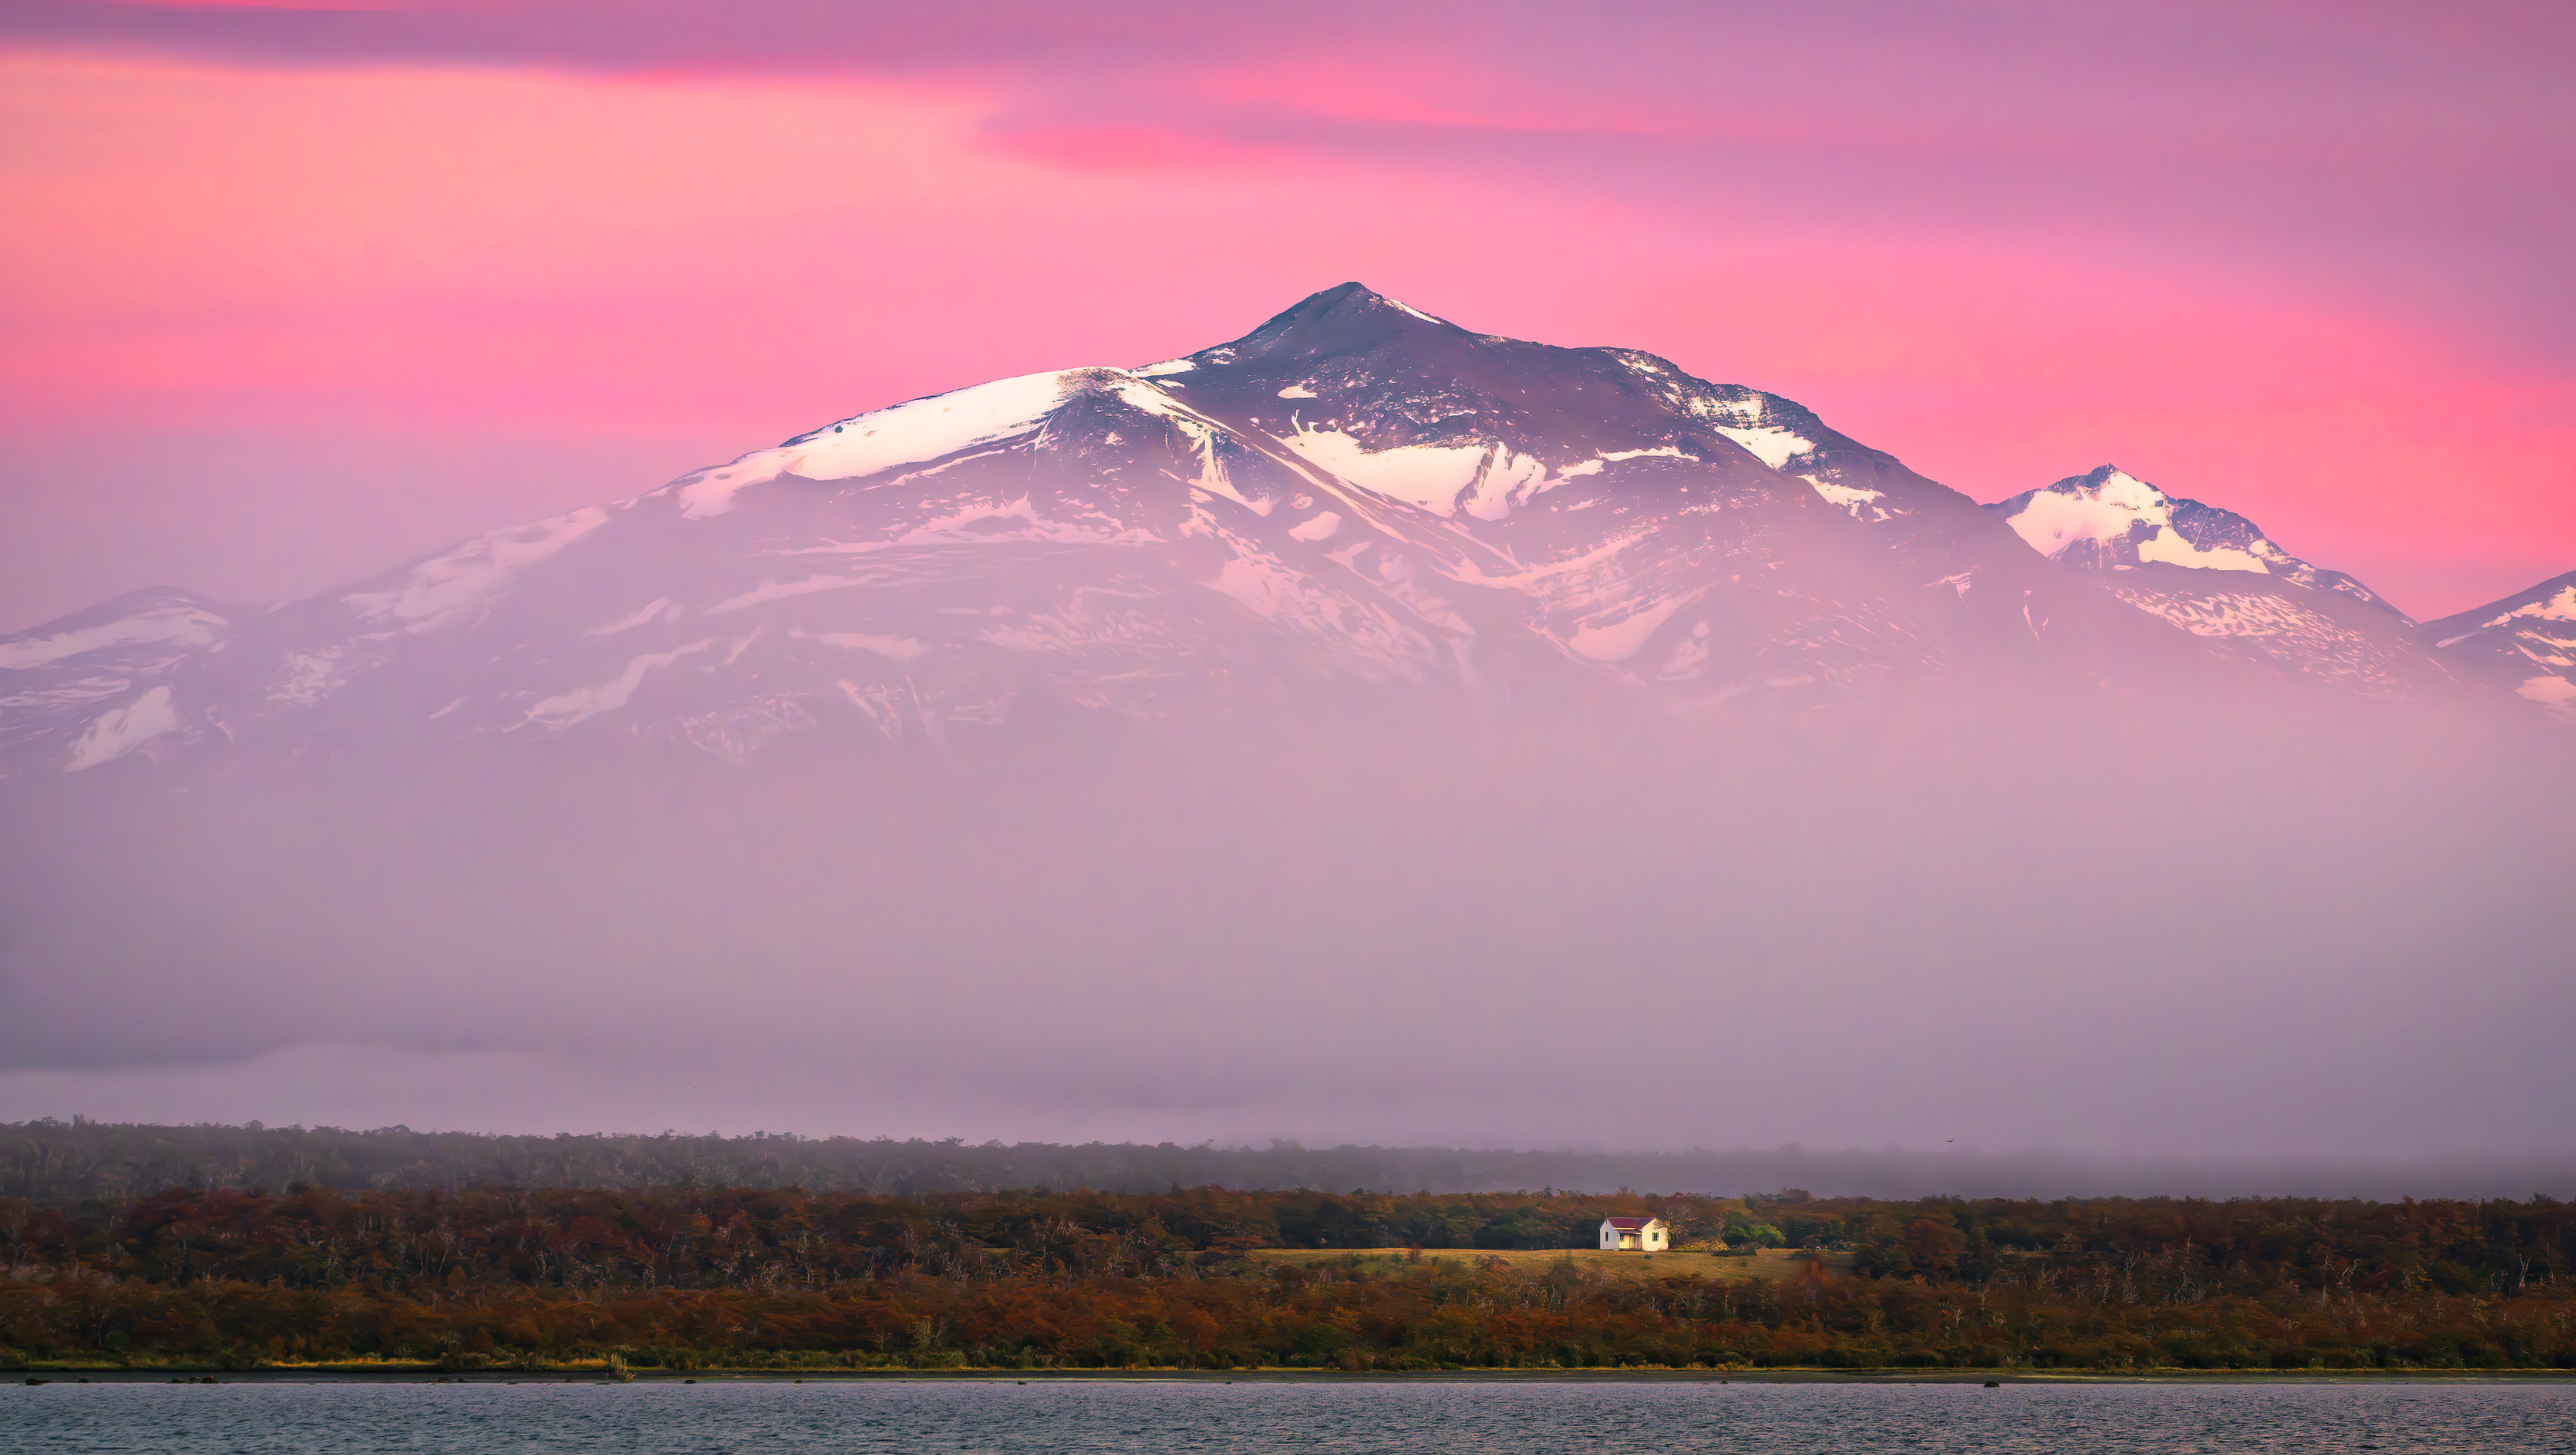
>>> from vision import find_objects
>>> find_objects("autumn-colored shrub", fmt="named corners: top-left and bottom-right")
top-left (0, 1185), bottom-right (2568, 1369)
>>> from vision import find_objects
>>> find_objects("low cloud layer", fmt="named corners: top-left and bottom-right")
top-left (5, 682), bottom-right (2568, 1167)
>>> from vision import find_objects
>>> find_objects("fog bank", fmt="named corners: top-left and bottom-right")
top-left (2, 682), bottom-right (2570, 1166)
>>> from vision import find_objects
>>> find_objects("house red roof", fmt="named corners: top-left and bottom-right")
top-left (1602, 1217), bottom-right (1659, 1230)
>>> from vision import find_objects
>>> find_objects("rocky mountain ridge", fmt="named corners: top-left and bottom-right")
top-left (2418, 569), bottom-right (2576, 722)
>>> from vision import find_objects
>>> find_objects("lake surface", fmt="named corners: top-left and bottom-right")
top-left (6, 1376), bottom-right (2573, 1453)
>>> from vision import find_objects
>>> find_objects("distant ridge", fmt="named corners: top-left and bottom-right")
top-left (2416, 568), bottom-right (2576, 720)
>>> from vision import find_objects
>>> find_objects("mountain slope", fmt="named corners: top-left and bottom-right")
top-left (0, 588), bottom-right (241, 767)
top-left (2420, 570), bottom-right (2576, 721)
top-left (1984, 465), bottom-right (2458, 697)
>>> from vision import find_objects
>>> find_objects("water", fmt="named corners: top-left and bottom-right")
top-left (6, 1376), bottom-right (2573, 1453)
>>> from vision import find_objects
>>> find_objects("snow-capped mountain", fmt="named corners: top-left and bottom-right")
top-left (1990, 465), bottom-right (2393, 606)
top-left (2417, 570), bottom-right (2576, 722)
top-left (1983, 465), bottom-right (2458, 696)
top-left (0, 285), bottom-right (2559, 776)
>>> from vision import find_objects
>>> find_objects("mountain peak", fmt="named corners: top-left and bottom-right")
top-left (1989, 464), bottom-right (2405, 617)
top-left (1196, 282), bottom-right (1465, 365)
top-left (1992, 464), bottom-right (2266, 571)
top-left (2068, 464), bottom-right (2159, 498)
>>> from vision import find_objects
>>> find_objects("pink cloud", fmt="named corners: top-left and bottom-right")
top-left (1, 4), bottom-right (2571, 627)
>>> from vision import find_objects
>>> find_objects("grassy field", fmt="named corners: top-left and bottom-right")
top-left (1245, 1247), bottom-right (1855, 1282)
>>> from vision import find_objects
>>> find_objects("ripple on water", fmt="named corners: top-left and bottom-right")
top-left (4, 1378), bottom-right (2574, 1454)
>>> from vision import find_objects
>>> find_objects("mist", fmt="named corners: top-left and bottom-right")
top-left (3, 675), bottom-right (2568, 1173)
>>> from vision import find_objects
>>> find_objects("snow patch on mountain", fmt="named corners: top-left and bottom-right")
top-left (795, 630), bottom-right (929, 662)
top-left (710, 576), bottom-right (868, 615)
top-left (1098, 382), bottom-right (1273, 514)
top-left (2001, 468), bottom-right (2271, 574)
top-left (882, 494), bottom-right (1166, 547)
top-left (1442, 525), bottom-right (1653, 592)
top-left (0, 675), bottom-right (133, 711)
top-left (1458, 450), bottom-right (1554, 521)
top-left (2102, 582), bottom-right (2449, 696)
top-left (1569, 593), bottom-right (1696, 662)
top-left (1599, 364), bottom-right (1888, 518)
top-left (672, 370), bottom-right (1096, 519)
top-left (590, 598), bottom-right (679, 635)
top-left (1811, 480), bottom-right (1889, 518)
top-left (1714, 425), bottom-right (1815, 470)
top-left (2108, 587), bottom-right (2313, 638)
top-left (267, 650), bottom-right (348, 708)
top-left (524, 641), bottom-right (715, 729)
top-left (1288, 511), bottom-right (1343, 541)
top-left (1656, 620), bottom-right (1714, 681)
top-left (2136, 530), bottom-right (2267, 572)
top-left (2478, 584), bottom-right (2576, 633)
top-left (1200, 534), bottom-right (1435, 678)
top-left (0, 601), bottom-right (229, 670)
top-left (1557, 447), bottom-right (1693, 478)
top-left (1276, 427), bottom-right (1689, 520)
top-left (65, 685), bottom-right (178, 771)
top-left (2518, 674), bottom-right (2576, 720)
top-left (346, 508), bottom-right (611, 631)
top-left (1275, 427), bottom-right (1492, 516)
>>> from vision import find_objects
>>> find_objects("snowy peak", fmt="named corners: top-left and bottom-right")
top-left (1988, 465), bottom-right (2397, 615)
top-left (2419, 569), bottom-right (2576, 720)
top-left (1145, 286), bottom-right (1979, 530)
top-left (1195, 283), bottom-right (1468, 366)
top-left (1976, 466), bottom-right (2466, 697)
top-left (1137, 290), bottom-right (1818, 522)
top-left (1994, 465), bottom-right (2258, 571)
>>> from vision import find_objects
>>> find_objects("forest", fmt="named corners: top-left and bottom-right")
top-left (4, 1181), bottom-right (2571, 1373)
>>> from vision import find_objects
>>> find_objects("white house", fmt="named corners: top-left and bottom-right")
top-left (1598, 1216), bottom-right (1668, 1252)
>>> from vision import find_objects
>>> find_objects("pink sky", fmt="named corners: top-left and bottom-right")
top-left (5, 0), bottom-right (2572, 629)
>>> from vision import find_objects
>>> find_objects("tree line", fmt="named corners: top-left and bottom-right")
top-left (0, 1120), bottom-right (1824, 1202)
top-left (13, 1120), bottom-right (2575, 1205)
top-left (3, 1183), bottom-right (2571, 1372)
